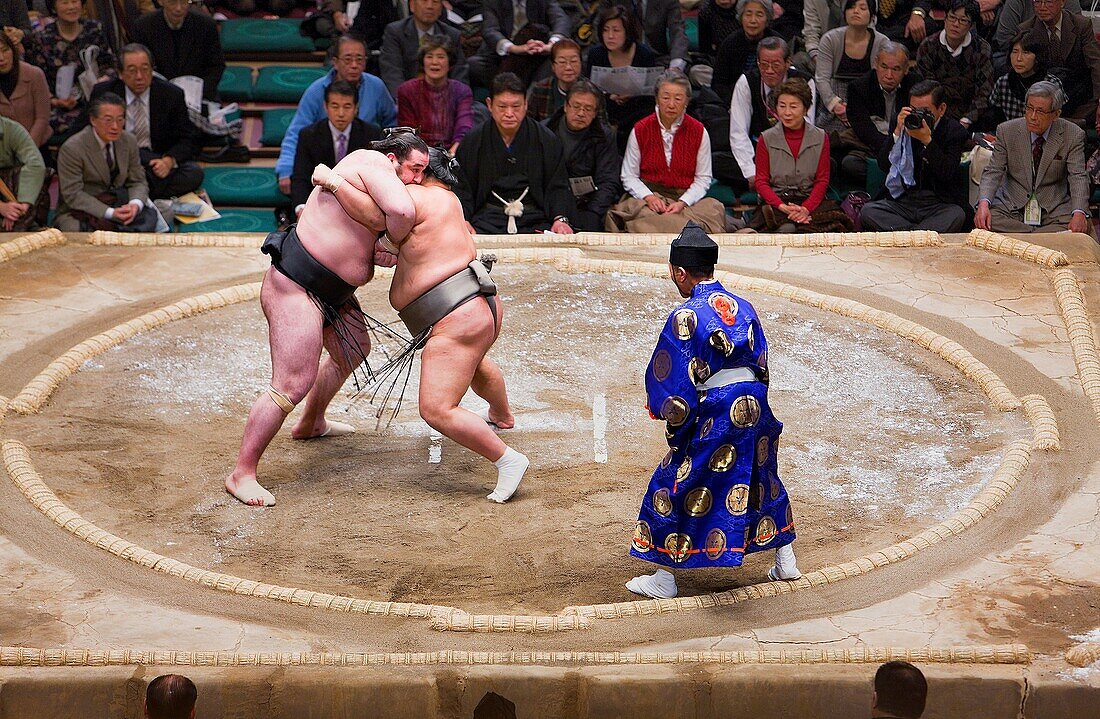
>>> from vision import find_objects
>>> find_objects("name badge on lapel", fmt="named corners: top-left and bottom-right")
top-left (569, 175), bottom-right (597, 197)
top-left (1024, 193), bottom-right (1042, 226)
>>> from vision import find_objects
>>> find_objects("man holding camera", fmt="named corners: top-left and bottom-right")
top-left (860, 79), bottom-right (970, 233)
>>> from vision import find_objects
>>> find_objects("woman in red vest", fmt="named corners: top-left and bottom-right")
top-left (748, 77), bottom-right (854, 232)
top-left (605, 70), bottom-right (729, 233)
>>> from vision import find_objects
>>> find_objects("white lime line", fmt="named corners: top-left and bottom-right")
top-left (593, 393), bottom-right (608, 463)
top-left (428, 429), bottom-right (443, 464)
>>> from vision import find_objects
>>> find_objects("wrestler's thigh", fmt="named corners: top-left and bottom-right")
top-left (419, 301), bottom-right (495, 406)
top-left (321, 304), bottom-right (371, 372)
top-left (260, 269), bottom-right (325, 384)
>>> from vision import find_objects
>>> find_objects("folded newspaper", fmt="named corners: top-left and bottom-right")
top-left (590, 66), bottom-right (663, 97)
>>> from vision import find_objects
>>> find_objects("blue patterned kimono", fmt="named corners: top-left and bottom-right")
top-left (631, 279), bottom-right (795, 569)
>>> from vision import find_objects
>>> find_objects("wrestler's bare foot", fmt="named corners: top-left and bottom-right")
top-left (488, 446), bottom-right (527, 503)
top-left (475, 405), bottom-right (515, 430)
top-left (225, 473), bottom-right (276, 507)
top-left (290, 418), bottom-right (357, 440)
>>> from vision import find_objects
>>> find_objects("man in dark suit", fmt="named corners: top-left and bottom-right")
top-left (379, 0), bottom-right (468, 97)
top-left (55, 93), bottom-right (150, 232)
top-left (976, 80), bottom-right (1090, 234)
top-left (290, 80), bottom-right (383, 215)
top-left (90, 43), bottom-right (203, 200)
top-left (845, 41), bottom-right (921, 180)
top-left (860, 79), bottom-right (970, 232)
top-left (131, 0), bottom-right (225, 102)
top-left (1017, 0), bottom-right (1100, 123)
top-left (467, 0), bottom-right (572, 87)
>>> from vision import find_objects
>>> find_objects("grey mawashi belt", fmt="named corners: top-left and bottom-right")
top-left (398, 259), bottom-right (497, 337)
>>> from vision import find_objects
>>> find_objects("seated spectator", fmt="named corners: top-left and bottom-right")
top-left (803, 0), bottom-right (846, 62)
top-left (26, 0), bottom-right (116, 141)
top-left (815, 0), bottom-right (889, 132)
top-left (349, 0), bottom-right (401, 72)
top-left (542, 79), bottom-right (621, 230)
top-left (0, 115), bottom-right (48, 230)
top-left (846, 40), bottom-right (920, 183)
top-left (91, 43), bottom-right (203, 200)
top-left (131, 0), bottom-right (225, 102)
top-left (585, 5), bottom-right (660, 151)
top-left (291, 80), bottom-right (382, 215)
top-left (213, 0), bottom-right (305, 17)
top-left (0, 32), bottom-right (52, 148)
top-left (987, 32), bottom-right (1049, 125)
top-left (722, 37), bottom-right (816, 192)
top-left (750, 77), bottom-right (854, 232)
top-left (993, 0), bottom-right (1081, 69)
top-left (0, 0), bottom-right (31, 50)
top-left (873, 0), bottom-right (933, 51)
top-left (379, 0), bottom-right (468, 98)
top-left (915, 0), bottom-right (993, 129)
top-left (711, 0), bottom-right (780, 105)
top-left (145, 674), bottom-right (197, 719)
top-left (55, 93), bottom-right (153, 232)
top-left (976, 80), bottom-right (1089, 233)
top-left (83, 0), bottom-right (156, 55)
top-left (606, 70), bottom-right (727, 233)
top-left (614, 0), bottom-right (689, 70)
top-left (697, 0), bottom-right (741, 63)
top-left (468, 0), bottom-right (571, 87)
top-left (276, 35), bottom-right (398, 196)
top-left (872, 661), bottom-right (928, 719)
top-left (860, 79), bottom-right (969, 232)
top-left (526, 38), bottom-right (582, 122)
top-left (1017, 0), bottom-right (1100, 123)
top-left (396, 35), bottom-right (474, 152)
top-left (454, 72), bottom-right (576, 235)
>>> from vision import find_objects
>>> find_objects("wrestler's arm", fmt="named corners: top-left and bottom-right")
top-left (645, 311), bottom-right (702, 448)
top-left (314, 152), bottom-right (416, 240)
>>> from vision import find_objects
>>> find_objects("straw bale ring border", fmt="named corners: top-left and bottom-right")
top-left (0, 228), bottom-right (66, 265)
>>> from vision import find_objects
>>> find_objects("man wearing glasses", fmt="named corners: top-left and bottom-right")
top-left (276, 35), bottom-right (398, 196)
top-left (1016, 0), bottom-right (1100, 123)
top-left (915, 0), bottom-right (993, 130)
top-left (976, 80), bottom-right (1090, 234)
top-left (131, 0), bottom-right (225, 102)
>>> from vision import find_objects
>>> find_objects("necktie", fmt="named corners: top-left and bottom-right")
top-left (879, 0), bottom-right (895, 20)
top-left (512, 0), bottom-right (527, 36)
top-left (1033, 134), bottom-right (1045, 179)
top-left (105, 142), bottom-right (118, 184)
top-left (130, 95), bottom-right (151, 150)
top-left (335, 133), bottom-right (347, 163)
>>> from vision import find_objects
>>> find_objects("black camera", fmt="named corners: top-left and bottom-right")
top-left (904, 107), bottom-right (934, 131)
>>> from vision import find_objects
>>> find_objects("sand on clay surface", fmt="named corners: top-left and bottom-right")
top-left (12, 265), bottom-right (1031, 615)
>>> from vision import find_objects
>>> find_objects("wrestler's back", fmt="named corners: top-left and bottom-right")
top-left (296, 181), bottom-right (383, 288)
top-left (390, 184), bottom-right (476, 310)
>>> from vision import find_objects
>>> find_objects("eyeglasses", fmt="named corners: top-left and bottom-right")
top-left (945, 13), bottom-right (972, 25)
top-left (337, 54), bottom-right (368, 64)
top-left (1024, 104), bottom-right (1055, 116)
top-left (553, 57), bottom-right (581, 66)
top-left (758, 60), bottom-right (788, 71)
top-left (566, 101), bottom-right (598, 114)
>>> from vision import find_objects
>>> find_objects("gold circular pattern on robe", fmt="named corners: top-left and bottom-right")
top-left (708, 329), bottom-right (734, 357)
top-left (689, 357), bottom-right (712, 384)
top-left (747, 323), bottom-right (755, 353)
top-left (699, 417), bottom-right (714, 440)
top-left (684, 487), bottom-right (713, 517)
top-left (708, 444), bottom-right (736, 472)
top-left (707, 293), bottom-right (739, 325)
top-left (660, 449), bottom-right (674, 469)
top-left (756, 436), bottom-right (770, 467)
top-left (632, 521), bottom-right (653, 552)
top-left (673, 309), bottom-right (697, 340)
top-left (676, 457), bottom-right (692, 484)
top-left (652, 349), bottom-right (672, 382)
top-left (730, 395), bottom-right (761, 428)
top-left (755, 516), bottom-right (778, 547)
top-left (770, 475), bottom-right (782, 501)
top-left (661, 396), bottom-right (690, 427)
top-left (786, 504), bottom-right (794, 528)
top-left (664, 532), bottom-right (692, 563)
top-left (726, 484), bottom-right (750, 515)
top-left (705, 528), bottom-right (727, 560)
top-left (652, 488), bottom-right (673, 517)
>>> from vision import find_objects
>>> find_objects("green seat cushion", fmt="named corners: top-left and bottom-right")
top-left (706, 182), bottom-right (736, 205)
top-left (220, 18), bottom-right (315, 53)
top-left (253, 65), bottom-right (327, 102)
top-left (260, 108), bottom-right (297, 147)
top-left (202, 166), bottom-right (288, 206)
top-left (217, 65), bottom-right (253, 102)
top-left (685, 16), bottom-right (699, 52)
top-left (866, 158), bottom-right (886, 196)
top-left (177, 208), bottom-right (277, 234)
top-left (738, 191), bottom-right (759, 205)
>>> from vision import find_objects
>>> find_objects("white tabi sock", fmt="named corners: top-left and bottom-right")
top-left (768, 543), bottom-right (801, 581)
top-left (488, 446), bottom-right (528, 503)
top-left (626, 569), bottom-right (678, 599)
